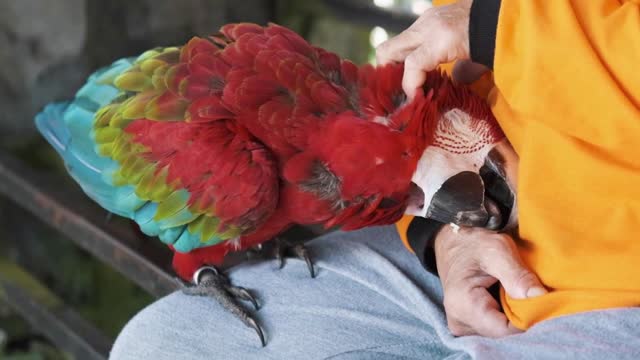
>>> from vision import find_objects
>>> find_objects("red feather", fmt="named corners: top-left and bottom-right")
top-left (116, 23), bottom-right (501, 280)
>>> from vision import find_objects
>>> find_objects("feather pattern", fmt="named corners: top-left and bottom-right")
top-left (36, 23), bottom-right (501, 280)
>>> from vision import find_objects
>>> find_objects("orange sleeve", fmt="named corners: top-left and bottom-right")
top-left (490, 0), bottom-right (640, 329)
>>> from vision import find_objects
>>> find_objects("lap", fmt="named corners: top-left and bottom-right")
top-left (110, 226), bottom-right (640, 360)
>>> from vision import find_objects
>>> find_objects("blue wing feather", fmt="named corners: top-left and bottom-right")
top-left (35, 58), bottom-right (221, 252)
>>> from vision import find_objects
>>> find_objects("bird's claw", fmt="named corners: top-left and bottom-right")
top-left (227, 285), bottom-right (260, 310)
top-left (273, 238), bottom-right (315, 278)
top-left (183, 266), bottom-right (266, 346)
top-left (247, 316), bottom-right (266, 347)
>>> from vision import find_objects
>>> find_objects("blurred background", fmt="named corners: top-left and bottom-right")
top-left (0, 0), bottom-right (428, 358)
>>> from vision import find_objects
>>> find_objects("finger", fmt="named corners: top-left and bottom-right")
top-left (450, 316), bottom-right (522, 338)
top-left (468, 287), bottom-right (522, 338)
top-left (402, 43), bottom-right (438, 99)
top-left (452, 60), bottom-right (490, 84)
top-left (445, 287), bottom-right (523, 338)
top-left (443, 290), bottom-right (478, 336)
top-left (480, 237), bottom-right (548, 299)
top-left (375, 28), bottom-right (423, 65)
top-left (447, 317), bottom-right (476, 337)
top-left (476, 307), bottom-right (523, 338)
top-left (376, 46), bottom-right (415, 66)
top-left (507, 322), bottom-right (524, 334)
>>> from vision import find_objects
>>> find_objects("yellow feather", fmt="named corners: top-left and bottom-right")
top-left (121, 91), bottom-right (157, 120)
top-left (114, 71), bottom-right (152, 92)
top-left (93, 127), bottom-right (121, 144)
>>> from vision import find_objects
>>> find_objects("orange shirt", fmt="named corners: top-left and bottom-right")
top-left (397, 0), bottom-right (640, 329)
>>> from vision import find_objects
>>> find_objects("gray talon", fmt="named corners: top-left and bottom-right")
top-left (275, 237), bottom-right (287, 269)
top-left (292, 244), bottom-right (315, 278)
top-left (247, 317), bottom-right (266, 347)
top-left (184, 267), bottom-right (266, 346)
top-left (227, 286), bottom-right (260, 310)
top-left (271, 238), bottom-right (315, 278)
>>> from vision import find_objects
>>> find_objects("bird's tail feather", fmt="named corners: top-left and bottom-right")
top-left (34, 58), bottom-right (141, 217)
top-left (35, 102), bottom-right (72, 156)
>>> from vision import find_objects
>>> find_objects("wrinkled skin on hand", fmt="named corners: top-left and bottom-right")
top-left (376, 0), bottom-right (473, 98)
top-left (435, 226), bottom-right (548, 337)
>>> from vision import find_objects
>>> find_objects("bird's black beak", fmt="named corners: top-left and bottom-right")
top-left (407, 140), bottom-right (518, 231)
top-left (425, 171), bottom-right (501, 229)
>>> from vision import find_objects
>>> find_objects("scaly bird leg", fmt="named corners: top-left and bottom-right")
top-left (182, 267), bottom-right (265, 347)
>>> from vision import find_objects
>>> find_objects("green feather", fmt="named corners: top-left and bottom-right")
top-left (93, 127), bottom-right (121, 144)
top-left (129, 161), bottom-right (155, 184)
top-left (94, 104), bottom-right (118, 128)
top-left (198, 216), bottom-right (222, 242)
top-left (110, 111), bottom-right (133, 129)
top-left (218, 225), bottom-right (242, 240)
top-left (154, 189), bottom-right (189, 221)
top-left (121, 157), bottom-right (148, 179)
top-left (136, 167), bottom-right (173, 202)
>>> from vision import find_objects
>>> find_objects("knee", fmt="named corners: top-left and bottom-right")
top-left (109, 293), bottom-right (175, 360)
top-left (110, 292), bottom-right (211, 360)
top-left (109, 291), bottom-right (260, 359)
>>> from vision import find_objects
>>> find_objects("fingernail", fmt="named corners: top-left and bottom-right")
top-left (526, 286), bottom-right (548, 298)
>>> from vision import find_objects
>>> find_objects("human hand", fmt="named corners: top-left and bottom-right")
top-left (376, 0), bottom-right (474, 99)
top-left (434, 225), bottom-right (548, 337)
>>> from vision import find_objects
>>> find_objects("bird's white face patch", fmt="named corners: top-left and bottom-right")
top-left (432, 108), bottom-right (497, 154)
top-left (406, 108), bottom-right (499, 217)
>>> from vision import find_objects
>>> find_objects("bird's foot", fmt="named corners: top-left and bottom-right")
top-left (183, 266), bottom-right (265, 346)
top-left (273, 237), bottom-right (315, 278)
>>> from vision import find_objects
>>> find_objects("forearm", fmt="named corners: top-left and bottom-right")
top-left (403, 217), bottom-right (445, 276)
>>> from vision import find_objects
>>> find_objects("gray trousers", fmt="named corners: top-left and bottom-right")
top-left (110, 226), bottom-right (640, 359)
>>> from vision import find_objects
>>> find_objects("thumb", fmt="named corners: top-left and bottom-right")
top-left (481, 239), bottom-right (548, 300)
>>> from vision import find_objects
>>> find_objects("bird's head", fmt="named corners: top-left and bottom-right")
top-left (285, 64), bottom-right (518, 232)
top-left (357, 64), bottom-right (518, 231)
top-left (397, 71), bottom-right (518, 231)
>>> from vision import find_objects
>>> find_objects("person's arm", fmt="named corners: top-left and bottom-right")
top-left (433, 226), bottom-right (546, 337)
top-left (385, 0), bottom-right (640, 335)
top-left (400, 217), bottom-right (443, 275)
top-left (381, 0), bottom-right (551, 338)
top-left (397, 215), bottom-right (547, 338)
